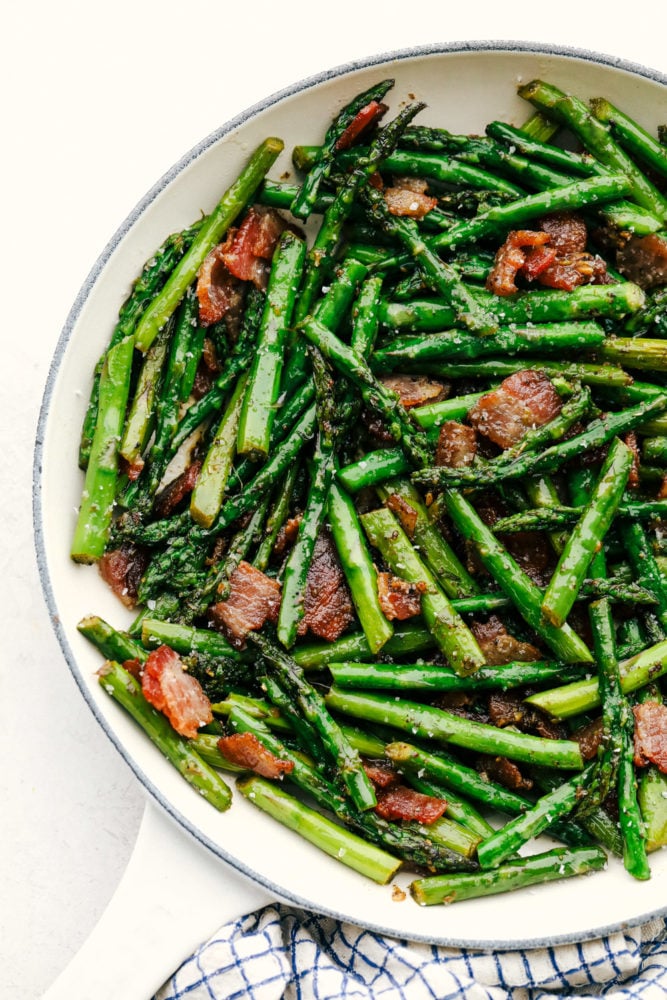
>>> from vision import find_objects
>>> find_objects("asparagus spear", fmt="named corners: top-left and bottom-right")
top-left (439, 489), bottom-right (593, 664)
top-left (79, 223), bottom-right (201, 468)
top-left (518, 80), bottom-right (667, 221)
top-left (77, 614), bottom-right (148, 664)
top-left (328, 479), bottom-right (393, 654)
top-left (289, 79), bottom-right (395, 221)
top-left (476, 768), bottom-right (593, 869)
top-left (525, 638), bottom-right (667, 718)
top-left (236, 231), bottom-right (306, 459)
top-left (410, 846), bottom-right (607, 906)
top-left (248, 631), bottom-right (378, 812)
top-left (237, 776), bottom-right (399, 884)
top-left (98, 660), bottom-right (232, 811)
top-left (412, 392), bottom-right (667, 489)
top-left (541, 438), bottom-right (633, 627)
top-left (326, 688), bottom-right (584, 770)
top-left (133, 138), bottom-right (284, 353)
top-left (328, 659), bottom-right (586, 694)
top-left (231, 705), bottom-right (476, 872)
top-left (189, 373), bottom-right (248, 529)
top-left (71, 336), bottom-right (135, 563)
top-left (379, 282), bottom-right (645, 332)
top-left (277, 351), bottom-right (337, 648)
top-left (360, 506), bottom-right (486, 675)
top-left (373, 321), bottom-right (606, 370)
top-left (359, 182), bottom-right (497, 335)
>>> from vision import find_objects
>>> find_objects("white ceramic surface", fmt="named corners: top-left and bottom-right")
top-left (35, 43), bottom-right (667, 950)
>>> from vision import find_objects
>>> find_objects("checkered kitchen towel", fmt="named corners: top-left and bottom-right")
top-left (155, 905), bottom-right (667, 999)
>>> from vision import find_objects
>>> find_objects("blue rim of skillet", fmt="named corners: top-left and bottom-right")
top-left (33, 39), bottom-right (667, 950)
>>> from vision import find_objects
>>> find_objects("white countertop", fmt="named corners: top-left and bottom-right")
top-left (5, 5), bottom-right (667, 997)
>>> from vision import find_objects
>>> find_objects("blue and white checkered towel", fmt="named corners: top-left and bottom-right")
top-left (155, 905), bottom-right (667, 999)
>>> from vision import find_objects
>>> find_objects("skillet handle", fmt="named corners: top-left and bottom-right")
top-left (41, 800), bottom-right (274, 1000)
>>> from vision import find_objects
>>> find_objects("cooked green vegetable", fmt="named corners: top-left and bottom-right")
top-left (73, 77), bottom-right (667, 899)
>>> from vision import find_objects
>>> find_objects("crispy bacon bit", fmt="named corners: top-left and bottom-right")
top-left (435, 421), bottom-right (478, 468)
top-left (99, 542), bottom-right (149, 607)
top-left (633, 701), bottom-right (667, 772)
top-left (362, 760), bottom-right (400, 790)
top-left (573, 717), bottom-right (604, 761)
top-left (209, 561), bottom-right (281, 646)
top-left (298, 530), bottom-right (354, 641)
top-left (222, 206), bottom-right (290, 291)
top-left (617, 233), bottom-right (667, 289)
top-left (476, 755), bottom-right (533, 793)
top-left (486, 230), bottom-right (551, 296)
top-left (535, 252), bottom-right (609, 292)
top-left (471, 616), bottom-right (542, 667)
top-left (122, 658), bottom-right (143, 680)
top-left (217, 732), bottom-right (294, 779)
top-left (384, 493), bottom-right (418, 538)
top-left (154, 461), bottom-right (202, 520)
top-left (374, 785), bottom-right (447, 825)
top-left (486, 689), bottom-right (528, 728)
top-left (377, 572), bottom-right (423, 621)
top-left (141, 645), bottom-right (212, 738)
top-left (520, 244), bottom-right (559, 280)
top-left (272, 516), bottom-right (302, 560)
top-left (196, 243), bottom-right (245, 327)
top-left (384, 176), bottom-right (438, 219)
top-left (486, 213), bottom-right (609, 297)
top-left (380, 374), bottom-right (447, 409)
top-left (335, 100), bottom-right (388, 151)
top-left (540, 211), bottom-right (588, 254)
top-left (468, 370), bottom-right (562, 450)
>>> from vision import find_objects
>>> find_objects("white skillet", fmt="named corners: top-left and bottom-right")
top-left (35, 41), bottom-right (667, 1000)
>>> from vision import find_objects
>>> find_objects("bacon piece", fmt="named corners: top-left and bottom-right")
top-left (362, 760), bottom-right (400, 790)
top-left (487, 689), bottom-right (528, 727)
top-left (380, 374), bottom-right (447, 409)
top-left (535, 253), bottom-right (608, 292)
top-left (272, 515), bottom-right (302, 560)
top-left (154, 461), bottom-right (202, 520)
top-left (209, 561), bottom-right (281, 646)
top-left (298, 530), bottom-right (354, 641)
top-left (141, 645), bottom-right (213, 738)
top-left (486, 230), bottom-right (551, 296)
top-left (486, 214), bottom-right (610, 296)
top-left (374, 785), bottom-right (447, 825)
top-left (633, 701), bottom-right (667, 772)
top-left (217, 732), bottom-right (294, 779)
top-left (196, 243), bottom-right (245, 327)
top-left (384, 177), bottom-right (438, 219)
top-left (122, 658), bottom-right (143, 680)
top-left (99, 542), bottom-right (149, 607)
top-left (435, 421), bottom-right (478, 468)
top-left (335, 100), bottom-right (388, 150)
top-left (476, 755), bottom-right (533, 793)
top-left (540, 212), bottom-right (588, 254)
top-left (384, 493), bottom-right (418, 538)
top-left (467, 370), bottom-right (562, 450)
top-left (520, 244), bottom-right (559, 280)
top-left (474, 618), bottom-right (542, 668)
top-left (573, 717), bottom-right (604, 761)
top-left (222, 206), bottom-right (289, 291)
top-left (616, 233), bottom-right (667, 289)
top-left (377, 572), bottom-right (423, 621)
